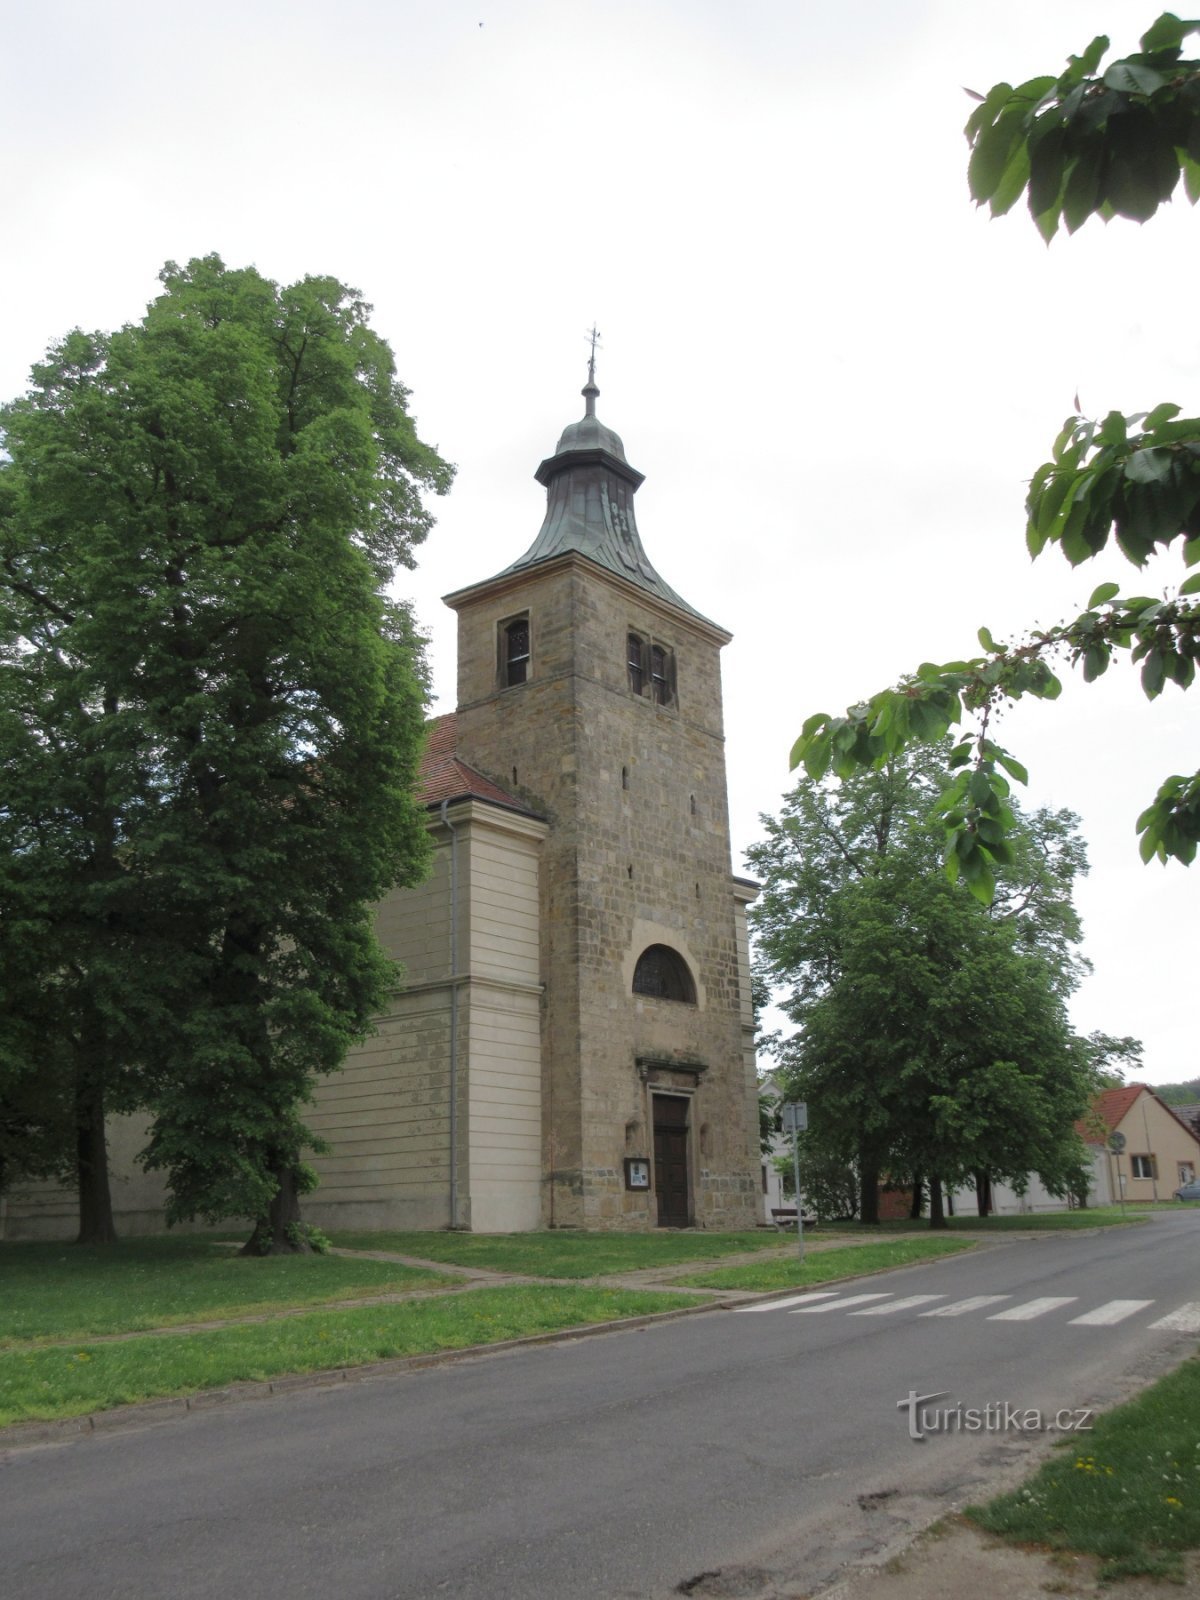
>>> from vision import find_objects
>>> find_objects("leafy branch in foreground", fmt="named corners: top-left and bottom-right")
top-left (793, 14), bottom-right (1200, 902)
top-left (965, 11), bottom-right (1200, 239)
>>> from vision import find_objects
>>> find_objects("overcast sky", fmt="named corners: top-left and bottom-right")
top-left (2, 1), bottom-right (1195, 1085)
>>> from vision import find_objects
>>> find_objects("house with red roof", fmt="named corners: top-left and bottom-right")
top-left (1074, 1084), bottom-right (1200, 1205)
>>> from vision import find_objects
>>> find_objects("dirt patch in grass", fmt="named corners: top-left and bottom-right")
top-left (329, 1228), bottom-right (792, 1278)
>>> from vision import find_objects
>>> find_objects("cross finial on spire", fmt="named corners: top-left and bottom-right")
top-left (583, 325), bottom-right (601, 415)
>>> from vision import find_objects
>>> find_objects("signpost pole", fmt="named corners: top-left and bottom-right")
top-left (782, 1102), bottom-right (808, 1261)
top-left (792, 1129), bottom-right (804, 1261)
top-left (1109, 1131), bottom-right (1127, 1218)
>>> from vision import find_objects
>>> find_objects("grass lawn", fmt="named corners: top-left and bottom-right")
top-left (0, 1285), bottom-right (705, 1427)
top-left (968, 1356), bottom-right (1200, 1581)
top-left (0, 1236), bottom-right (459, 1346)
top-left (329, 1228), bottom-right (792, 1277)
top-left (671, 1235), bottom-right (975, 1289)
top-left (818, 1206), bottom-right (1146, 1234)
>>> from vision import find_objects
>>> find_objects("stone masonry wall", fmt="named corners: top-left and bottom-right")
top-left (452, 553), bottom-right (759, 1230)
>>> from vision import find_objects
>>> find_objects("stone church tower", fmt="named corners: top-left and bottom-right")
top-left (445, 370), bottom-right (760, 1228)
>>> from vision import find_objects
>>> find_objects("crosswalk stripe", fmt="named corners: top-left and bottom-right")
top-left (848, 1294), bottom-right (945, 1317)
top-left (734, 1292), bottom-right (838, 1313)
top-left (1148, 1302), bottom-right (1200, 1332)
top-left (1069, 1299), bottom-right (1154, 1326)
top-left (988, 1297), bottom-right (1078, 1322)
top-left (920, 1295), bottom-right (1011, 1318)
top-left (789, 1292), bottom-right (892, 1314)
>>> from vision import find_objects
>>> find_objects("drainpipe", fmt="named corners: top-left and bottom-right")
top-left (1140, 1093), bottom-right (1160, 1200)
top-left (440, 799), bottom-right (460, 1229)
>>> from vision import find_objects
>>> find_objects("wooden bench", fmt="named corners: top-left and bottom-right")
top-left (770, 1207), bottom-right (817, 1231)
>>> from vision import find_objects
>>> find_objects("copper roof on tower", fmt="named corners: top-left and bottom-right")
top-left (447, 369), bottom-right (721, 631)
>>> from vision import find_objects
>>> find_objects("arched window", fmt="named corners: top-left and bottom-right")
top-left (503, 616), bottom-right (530, 687)
top-left (632, 944), bottom-right (696, 1003)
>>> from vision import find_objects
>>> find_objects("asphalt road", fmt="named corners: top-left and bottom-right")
top-left (4, 1212), bottom-right (1199, 1600)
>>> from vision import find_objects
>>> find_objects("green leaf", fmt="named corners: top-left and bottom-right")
top-left (990, 137), bottom-right (1033, 216)
top-left (994, 752), bottom-right (1029, 785)
top-left (1125, 447), bottom-right (1174, 484)
top-left (1102, 61), bottom-right (1169, 95)
top-left (1180, 573), bottom-right (1200, 595)
top-left (1140, 14), bottom-right (1200, 52)
top-left (1096, 411), bottom-right (1128, 449)
top-left (1141, 649), bottom-right (1166, 697)
top-left (963, 861), bottom-right (996, 905)
top-left (1088, 580), bottom-right (1121, 606)
top-left (1082, 643), bottom-right (1109, 681)
top-left (1073, 34), bottom-right (1111, 78)
top-left (1143, 402), bottom-right (1182, 430)
top-left (977, 625), bottom-right (997, 652)
top-left (1028, 121), bottom-right (1068, 224)
top-left (968, 107), bottom-right (1025, 204)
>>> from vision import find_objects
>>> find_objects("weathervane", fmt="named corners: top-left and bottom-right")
top-left (585, 324), bottom-right (602, 385)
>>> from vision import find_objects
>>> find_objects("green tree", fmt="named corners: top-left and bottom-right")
top-left (0, 257), bottom-right (453, 1250)
top-left (749, 750), bottom-right (1099, 1224)
top-left (791, 14), bottom-right (1200, 898)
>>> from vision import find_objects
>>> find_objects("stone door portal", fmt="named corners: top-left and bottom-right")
top-left (653, 1094), bottom-right (691, 1228)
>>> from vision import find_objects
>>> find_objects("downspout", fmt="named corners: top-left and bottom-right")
top-left (440, 799), bottom-right (460, 1229)
top-left (1140, 1093), bottom-right (1160, 1200)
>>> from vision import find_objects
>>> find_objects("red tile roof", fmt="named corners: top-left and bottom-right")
top-left (416, 713), bottom-right (540, 816)
top-left (1076, 1083), bottom-right (1200, 1149)
top-left (1080, 1084), bottom-right (1146, 1140)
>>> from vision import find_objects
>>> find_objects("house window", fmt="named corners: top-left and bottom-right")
top-left (632, 944), bottom-right (696, 1003)
top-left (502, 616), bottom-right (530, 687)
top-left (627, 633), bottom-right (645, 695)
top-left (1180, 1163), bottom-right (1195, 1185)
top-left (1131, 1154), bottom-right (1156, 1180)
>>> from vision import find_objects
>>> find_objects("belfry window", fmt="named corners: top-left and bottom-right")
top-left (503, 616), bottom-right (530, 687)
top-left (650, 645), bottom-right (671, 705)
top-left (632, 944), bottom-right (696, 1004)
top-left (626, 631), bottom-right (675, 706)
top-left (627, 633), bottom-right (645, 695)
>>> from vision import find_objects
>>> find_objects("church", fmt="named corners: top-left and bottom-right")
top-left (1, 371), bottom-right (762, 1239)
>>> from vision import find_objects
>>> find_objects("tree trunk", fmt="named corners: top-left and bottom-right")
top-left (928, 1174), bottom-right (947, 1229)
top-left (974, 1169), bottom-right (992, 1218)
top-left (75, 1076), bottom-right (117, 1245)
top-left (240, 1159), bottom-right (313, 1255)
top-left (858, 1154), bottom-right (880, 1226)
top-left (909, 1176), bottom-right (924, 1220)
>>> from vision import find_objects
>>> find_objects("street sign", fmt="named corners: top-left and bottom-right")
top-left (782, 1101), bottom-right (808, 1134)
top-left (1108, 1131), bottom-right (1126, 1153)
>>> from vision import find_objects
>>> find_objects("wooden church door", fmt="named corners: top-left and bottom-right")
top-left (653, 1095), bottom-right (691, 1228)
